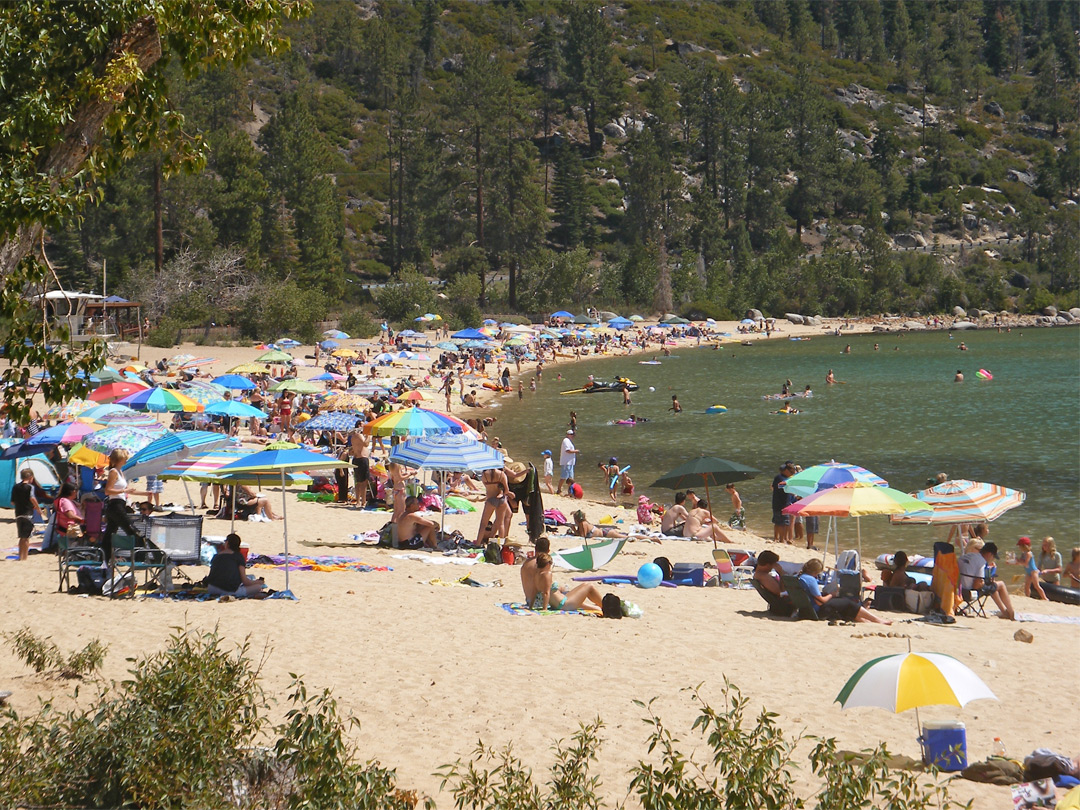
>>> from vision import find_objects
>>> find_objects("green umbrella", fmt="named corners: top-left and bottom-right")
top-left (257, 349), bottom-right (293, 363)
top-left (270, 378), bottom-right (321, 394)
top-left (651, 456), bottom-right (761, 545)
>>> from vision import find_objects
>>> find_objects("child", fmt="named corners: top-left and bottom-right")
top-left (529, 378), bottom-right (536, 392)
top-left (669, 394), bottom-right (681, 414)
top-left (1016, 536), bottom-right (1046, 600)
top-left (518, 382), bottom-right (524, 400)
top-left (541, 450), bottom-right (554, 495)
top-left (726, 482), bottom-right (745, 530)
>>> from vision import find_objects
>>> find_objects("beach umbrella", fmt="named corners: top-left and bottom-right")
top-left (43, 398), bottom-right (92, 420)
top-left (389, 433), bottom-right (506, 536)
top-left (573, 314), bottom-right (599, 325)
top-left (88, 381), bottom-right (150, 403)
top-left (889, 479), bottom-right (1026, 526)
top-left (740, 318), bottom-right (756, 325)
top-left (212, 374), bottom-right (257, 390)
top-left (177, 386), bottom-right (225, 408)
top-left (436, 342), bottom-right (459, 351)
top-left (122, 430), bottom-right (233, 479)
top-left (550, 311), bottom-right (573, 319)
top-left (160, 447), bottom-right (255, 481)
top-left (68, 426), bottom-right (164, 467)
top-left (364, 406), bottom-right (472, 438)
top-left (204, 400), bottom-right (267, 420)
top-left (347, 383), bottom-right (391, 398)
top-left (396, 350), bottom-right (417, 360)
top-left (0, 422), bottom-right (100, 460)
top-left (628, 315), bottom-right (644, 321)
top-left (226, 363), bottom-right (269, 375)
top-left (319, 340), bottom-right (339, 350)
top-left (214, 448), bottom-right (350, 596)
top-left (451, 328), bottom-right (487, 340)
top-left (398, 329), bottom-right (422, 338)
top-left (652, 456), bottom-right (761, 546)
top-left (552, 538), bottom-right (627, 572)
top-left (607, 317), bottom-right (633, 329)
top-left (400, 389), bottom-right (433, 403)
top-left (182, 380), bottom-right (230, 395)
top-left (256, 349), bottom-right (293, 363)
top-left (374, 352), bottom-right (394, 363)
top-left (835, 650), bottom-right (997, 737)
top-left (323, 329), bottom-right (350, 339)
top-left (309, 372), bottom-right (344, 382)
top-left (270, 378), bottom-right (321, 395)
top-left (276, 339), bottom-right (301, 349)
top-left (116, 387), bottom-right (204, 413)
top-left (332, 348), bottom-right (359, 359)
top-left (322, 393), bottom-right (372, 413)
top-left (660, 315), bottom-right (689, 325)
top-left (76, 405), bottom-right (161, 430)
top-left (299, 412), bottom-right (361, 432)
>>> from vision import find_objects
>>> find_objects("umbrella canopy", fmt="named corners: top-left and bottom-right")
top-left (347, 383), bottom-right (391, 398)
top-left (660, 315), bottom-right (690, 325)
top-left (89, 381), bottom-right (150, 403)
top-left (889, 479), bottom-right (1026, 525)
top-left (319, 340), bottom-right (339, 350)
top-left (783, 482), bottom-right (931, 518)
top-left (607, 317), bottom-right (633, 329)
top-left (400, 389), bottom-right (433, 402)
top-left (43, 398), bottom-right (93, 420)
top-left (651, 456), bottom-right (761, 491)
top-left (322, 393), bottom-right (372, 413)
top-left (784, 462), bottom-right (888, 498)
top-left (115, 387), bottom-right (204, 413)
top-left (227, 363), bottom-right (270, 374)
top-left (550, 310), bottom-right (573, 319)
top-left (270, 379), bottom-right (321, 395)
top-left (323, 329), bottom-right (350, 339)
top-left (68, 426), bottom-right (164, 467)
top-left (435, 341), bottom-right (459, 351)
top-left (451, 328), bottom-right (487, 340)
top-left (364, 406), bottom-right (472, 438)
top-left (256, 350), bottom-right (293, 363)
top-left (332, 348), bottom-right (359, 358)
top-left (552, 538), bottom-right (626, 572)
top-left (628, 314), bottom-right (644, 321)
top-left (213, 374), bottom-right (258, 390)
top-left (299, 412), bottom-right (361, 432)
top-left (160, 447), bottom-right (255, 482)
top-left (0, 422), bottom-right (99, 460)
top-left (204, 400), bottom-right (267, 420)
top-left (836, 652), bottom-right (997, 714)
top-left (177, 386), bottom-right (225, 408)
top-left (309, 372), bottom-right (344, 382)
top-left (76, 405), bottom-right (160, 430)
top-left (122, 431), bottom-right (233, 479)
top-left (275, 339), bottom-right (301, 348)
top-left (388, 433), bottom-right (504, 472)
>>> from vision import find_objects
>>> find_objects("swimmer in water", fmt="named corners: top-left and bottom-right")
top-left (843, 344), bottom-right (851, 354)
top-left (958, 342), bottom-right (968, 351)
top-left (826, 369), bottom-right (836, 385)
top-left (955, 369), bottom-right (964, 382)
top-left (873, 343), bottom-right (879, 351)
top-left (669, 394), bottom-right (682, 414)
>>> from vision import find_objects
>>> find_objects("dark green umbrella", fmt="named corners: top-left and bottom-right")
top-left (651, 456), bottom-right (761, 543)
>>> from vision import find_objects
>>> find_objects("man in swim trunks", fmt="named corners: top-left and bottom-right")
top-left (826, 369), bottom-right (836, 384)
top-left (398, 496), bottom-right (440, 549)
top-left (349, 426), bottom-right (371, 507)
top-left (660, 492), bottom-right (689, 536)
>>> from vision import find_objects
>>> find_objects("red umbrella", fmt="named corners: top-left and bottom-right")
top-left (88, 381), bottom-right (150, 403)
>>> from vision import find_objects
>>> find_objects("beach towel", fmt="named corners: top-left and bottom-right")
top-left (248, 554), bottom-right (392, 573)
top-left (422, 575), bottom-right (500, 588)
top-left (1011, 612), bottom-right (1080, 625)
top-left (497, 602), bottom-right (599, 617)
top-left (931, 543), bottom-right (959, 616)
top-left (391, 553), bottom-right (481, 566)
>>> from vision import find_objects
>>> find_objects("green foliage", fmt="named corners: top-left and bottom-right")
top-left (147, 317), bottom-right (184, 348)
top-left (375, 267), bottom-right (437, 324)
top-left (244, 280), bottom-right (328, 344)
top-left (442, 275), bottom-right (482, 332)
top-left (338, 309), bottom-right (381, 340)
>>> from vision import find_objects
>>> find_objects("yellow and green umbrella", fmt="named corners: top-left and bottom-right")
top-left (228, 362), bottom-right (270, 374)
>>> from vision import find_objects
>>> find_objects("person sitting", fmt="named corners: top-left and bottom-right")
top-left (398, 496), bottom-right (440, 549)
top-left (237, 485), bottom-right (280, 521)
top-left (957, 540), bottom-right (1015, 620)
top-left (1063, 547), bottom-right (1080, 590)
top-left (684, 502), bottom-right (731, 544)
top-left (752, 550), bottom-right (795, 617)
top-left (796, 558), bottom-right (892, 624)
top-left (53, 482), bottom-right (84, 544)
top-left (570, 509), bottom-right (627, 539)
top-left (885, 551), bottom-right (916, 587)
top-left (522, 546), bottom-right (604, 612)
top-left (660, 492), bottom-right (689, 536)
top-left (205, 533), bottom-right (265, 598)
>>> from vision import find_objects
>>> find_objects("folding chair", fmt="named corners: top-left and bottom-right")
top-left (751, 579), bottom-right (797, 617)
top-left (109, 534), bottom-right (167, 598)
top-left (956, 564), bottom-right (991, 618)
top-left (712, 548), bottom-right (751, 586)
top-left (57, 533), bottom-right (106, 593)
top-left (781, 575), bottom-right (820, 621)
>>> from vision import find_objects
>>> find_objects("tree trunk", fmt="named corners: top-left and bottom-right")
top-left (475, 124), bottom-right (485, 305)
top-left (0, 16), bottom-right (162, 281)
top-left (153, 154), bottom-right (164, 274)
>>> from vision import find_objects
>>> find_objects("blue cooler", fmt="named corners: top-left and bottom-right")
top-left (919, 721), bottom-right (967, 771)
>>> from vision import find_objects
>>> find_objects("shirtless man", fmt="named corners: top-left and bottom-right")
top-left (522, 539), bottom-right (604, 611)
top-left (476, 465), bottom-right (512, 544)
top-left (826, 369), bottom-right (836, 385)
top-left (398, 496), bottom-right (440, 549)
top-left (684, 501), bottom-right (731, 543)
top-left (660, 492), bottom-right (689, 536)
top-left (388, 461), bottom-right (409, 524)
top-left (348, 426), bottom-right (371, 507)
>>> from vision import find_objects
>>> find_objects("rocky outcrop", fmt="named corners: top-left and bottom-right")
top-left (952, 306), bottom-right (967, 317)
top-left (785, 313), bottom-right (805, 324)
top-left (893, 232), bottom-right (928, 248)
top-left (902, 321), bottom-right (927, 330)
top-left (952, 321), bottom-right (977, 329)
top-left (984, 100), bottom-right (1005, 117)
top-left (1042, 305), bottom-right (1058, 317)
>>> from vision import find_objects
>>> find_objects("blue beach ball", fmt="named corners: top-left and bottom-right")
top-left (637, 563), bottom-right (663, 589)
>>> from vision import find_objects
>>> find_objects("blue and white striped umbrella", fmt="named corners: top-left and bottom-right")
top-left (299, 412), bottom-right (361, 432)
top-left (123, 431), bottom-right (233, 479)
top-left (389, 433), bottom-right (505, 472)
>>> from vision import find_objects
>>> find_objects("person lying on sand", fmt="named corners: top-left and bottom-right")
top-left (522, 540), bottom-right (604, 612)
top-left (570, 509), bottom-right (627, 539)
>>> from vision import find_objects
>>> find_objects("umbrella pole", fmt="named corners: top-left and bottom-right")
top-left (857, 516), bottom-right (863, 563)
top-left (181, 479), bottom-right (195, 514)
top-left (281, 467), bottom-right (290, 594)
top-left (230, 485), bottom-right (237, 534)
top-left (439, 470), bottom-right (446, 539)
top-left (703, 479), bottom-right (716, 549)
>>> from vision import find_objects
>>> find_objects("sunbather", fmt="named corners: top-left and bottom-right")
top-left (571, 509), bottom-right (627, 539)
top-left (752, 550), bottom-right (795, 616)
top-left (398, 496), bottom-right (440, 549)
top-left (522, 550), bottom-right (604, 611)
top-left (797, 559), bottom-right (891, 624)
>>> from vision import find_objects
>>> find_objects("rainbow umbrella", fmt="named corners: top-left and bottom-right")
top-left (400, 389), bottom-right (433, 402)
top-left (88, 381), bottom-right (150, 403)
top-left (364, 406), bottom-right (472, 438)
top-left (116, 387), bottom-right (204, 413)
top-left (835, 650), bottom-right (997, 740)
top-left (889, 479), bottom-right (1026, 526)
top-left (0, 422), bottom-right (99, 460)
top-left (44, 398), bottom-right (93, 420)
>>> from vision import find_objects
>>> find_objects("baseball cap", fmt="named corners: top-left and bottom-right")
top-left (566, 429), bottom-right (574, 434)
top-left (1017, 536), bottom-right (1031, 547)
top-left (982, 542), bottom-right (999, 558)
top-left (542, 449), bottom-right (551, 456)
top-left (609, 457), bottom-right (617, 464)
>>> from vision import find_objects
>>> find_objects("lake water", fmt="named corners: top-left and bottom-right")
top-left (489, 327), bottom-right (1080, 560)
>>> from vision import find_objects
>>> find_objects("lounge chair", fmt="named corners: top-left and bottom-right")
top-left (781, 575), bottom-right (819, 621)
top-left (751, 578), bottom-right (796, 617)
top-left (712, 548), bottom-right (750, 586)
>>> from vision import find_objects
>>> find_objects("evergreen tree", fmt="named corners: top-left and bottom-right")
top-left (207, 130), bottom-right (267, 263)
top-left (891, 0), bottom-right (912, 82)
top-left (786, 63), bottom-right (837, 235)
top-left (863, 0), bottom-right (888, 64)
top-left (847, 4), bottom-right (870, 61)
top-left (564, 3), bottom-right (625, 151)
top-left (551, 140), bottom-right (589, 248)
top-left (743, 86), bottom-right (786, 247)
top-left (526, 14), bottom-right (565, 205)
top-left (1030, 44), bottom-right (1072, 136)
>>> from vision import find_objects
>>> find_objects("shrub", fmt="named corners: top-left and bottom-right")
top-left (6, 627), bottom-right (107, 679)
top-left (375, 267), bottom-right (438, 324)
top-left (146, 317), bottom-right (184, 348)
top-left (339, 309), bottom-right (381, 339)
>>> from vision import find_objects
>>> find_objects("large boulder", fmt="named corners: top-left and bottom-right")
top-left (1055, 316), bottom-right (1070, 324)
top-left (893, 232), bottom-right (927, 248)
top-left (1042, 305), bottom-right (1058, 317)
top-left (807, 315), bottom-right (823, 326)
top-left (1010, 271), bottom-right (1031, 289)
top-left (602, 122), bottom-right (626, 139)
top-left (984, 100), bottom-right (1005, 117)
top-left (1058, 311), bottom-right (1074, 322)
top-left (903, 321), bottom-right (927, 330)
top-left (952, 306), bottom-right (968, 317)
top-left (1069, 307), bottom-right (1080, 319)
top-left (962, 213), bottom-right (979, 231)
top-left (952, 321), bottom-right (978, 330)
top-left (785, 313), bottom-right (805, 325)
top-left (747, 308), bottom-right (763, 321)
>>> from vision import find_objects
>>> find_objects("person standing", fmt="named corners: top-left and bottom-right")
top-left (556, 429), bottom-right (578, 495)
top-left (771, 462), bottom-right (795, 544)
top-left (669, 394), bottom-right (682, 414)
top-left (541, 450), bottom-right (554, 495)
top-left (623, 386), bottom-right (631, 406)
top-left (11, 468), bottom-right (42, 560)
top-left (349, 426), bottom-right (371, 508)
top-left (101, 449), bottom-right (144, 558)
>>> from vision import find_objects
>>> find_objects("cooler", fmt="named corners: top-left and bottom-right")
top-left (919, 721), bottom-right (967, 771)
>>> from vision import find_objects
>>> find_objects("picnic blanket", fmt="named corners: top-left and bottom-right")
top-left (391, 552), bottom-right (482, 566)
top-left (248, 554), bottom-right (391, 573)
top-left (498, 602), bottom-right (600, 617)
top-left (1011, 611), bottom-right (1080, 624)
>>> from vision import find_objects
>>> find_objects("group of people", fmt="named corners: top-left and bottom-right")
top-left (752, 549), bottom-right (892, 624)
top-left (771, 461), bottom-right (818, 549)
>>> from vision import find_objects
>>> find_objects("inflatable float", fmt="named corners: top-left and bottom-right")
top-left (770, 407), bottom-right (801, 414)
top-left (1043, 582), bottom-right (1080, 605)
top-left (482, 382), bottom-right (511, 392)
top-left (638, 360), bottom-right (662, 365)
top-left (704, 405), bottom-right (728, 414)
top-left (610, 417), bottom-right (649, 425)
top-left (976, 368), bottom-right (993, 381)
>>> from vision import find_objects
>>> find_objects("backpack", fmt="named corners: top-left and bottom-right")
top-left (484, 541), bottom-right (502, 564)
top-left (74, 566), bottom-right (107, 596)
top-left (602, 593), bottom-right (623, 619)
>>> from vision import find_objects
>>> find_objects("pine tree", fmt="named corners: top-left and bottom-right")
top-left (207, 130), bottom-right (267, 264)
top-left (564, 3), bottom-right (625, 152)
top-left (891, 0), bottom-right (912, 82)
top-left (552, 140), bottom-right (589, 248)
top-left (526, 15), bottom-right (565, 206)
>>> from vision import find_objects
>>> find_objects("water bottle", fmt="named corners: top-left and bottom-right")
top-left (992, 737), bottom-right (1006, 757)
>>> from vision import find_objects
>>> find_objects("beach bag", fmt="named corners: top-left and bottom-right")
top-left (602, 593), bottom-right (623, 619)
top-left (75, 566), bottom-right (107, 596)
top-left (484, 541), bottom-right (502, 564)
top-left (377, 521), bottom-right (395, 547)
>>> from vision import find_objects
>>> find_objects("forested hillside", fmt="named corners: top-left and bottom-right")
top-left (47, 0), bottom-right (1079, 337)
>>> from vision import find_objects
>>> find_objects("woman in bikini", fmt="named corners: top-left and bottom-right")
top-left (388, 461), bottom-right (410, 524)
top-left (525, 551), bottom-right (604, 612)
top-left (571, 509), bottom-right (627, 539)
top-left (475, 466), bottom-right (511, 544)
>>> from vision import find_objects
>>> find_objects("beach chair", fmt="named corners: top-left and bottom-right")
top-left (109, 534), bottom-right (167, 598)
top-left (956, 569), bottom-right (991, 618)
top-left (56, 533), bottom-right (106, 593)
top-left (712, 548), bottom-right (751, 586)
top-left (781, 575), bottom-right (820, 621)
top-left (751, 579), bottom-right (797, 617)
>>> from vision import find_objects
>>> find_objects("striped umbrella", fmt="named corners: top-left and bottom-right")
top-left (88, 381), bottom-right (150, 403)
top-left (68, 426), bottom-right (164, 467)
top-left (44, 398), bottom-right (94, 420)
top-left (889, 479), bottom-right (1026, 526)
top-left (835, 650), bottom-right (997, 737)
top-left (122, 431), bottom-right (233, 479)
top-left (299, 412), bottom-right (361, 432)
top-left (0, 421), bottom-right (99, 460)
top-left (364, 406), bottom-right (472, 438)
top-left (76, 405), bottom-right (161, 429)
top-left (270, 379), bottom-right (321, 395)
top-left (400, 389), bottom-right (433, 402)
top-left (116, 387), bottom-right (204, 413)
top-left (177, 386), bottom-right (225, 408)
top-left (347, 383), bottom-right (391, 398)
top-left (309, 372), bottom-right (345, 382)
top-left (159, 447), bottom-right (256, 482)
top-left (784, 461), bottom-right (888, 498)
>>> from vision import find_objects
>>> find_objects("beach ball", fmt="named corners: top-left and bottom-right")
top-left (648, 386), bottom-right (655, 392)
top-left (637, 563), bottom-right (663, 589)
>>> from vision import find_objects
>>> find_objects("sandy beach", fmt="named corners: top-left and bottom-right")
top-left (2, 316), bottom-right (1077, 807)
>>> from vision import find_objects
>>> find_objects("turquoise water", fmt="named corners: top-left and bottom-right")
top-left (490, 328), bottom-right (1080, 559)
